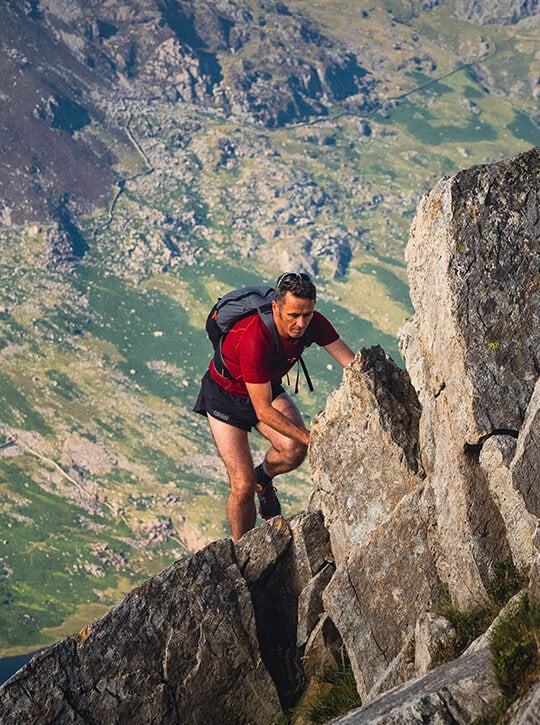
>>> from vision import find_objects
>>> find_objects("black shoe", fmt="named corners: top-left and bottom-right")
top-left (255, 464), bottom-right (281, 520)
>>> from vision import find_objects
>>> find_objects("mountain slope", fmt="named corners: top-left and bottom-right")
top-left (0, 0), bottom-right (538, 658)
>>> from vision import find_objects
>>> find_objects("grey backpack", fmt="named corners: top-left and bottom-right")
top-left (205, 285), bottom-right (313, 392)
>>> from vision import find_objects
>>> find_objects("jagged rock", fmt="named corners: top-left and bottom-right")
top-left (399, 147), bottom-right (540, 610)
top-left (307, 149), bottom-right (540, 711)
top-left (402, 147), bottom-right (539, 448)
top-left (308, 344), bottom-right (440, 698)
top-left (343, 593), bottom-right (525, 723)
top-left (0, 514), bottom-right (334, 722)
top-left (2, 150), bottom-right (540, 723)
top-left (309, 345), bottom-right (423, 565)
top-left (2, 516), bottom-right (337, 721)
top-left (322, 488), bottom-right (443, 700)
top-left (332, 646), bottom-right (500, 723)
top-left (0, 538), bottom-right (283, 724)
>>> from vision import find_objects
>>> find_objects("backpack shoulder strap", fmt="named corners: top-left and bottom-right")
top-left (258, 304), bottom-right (314, 393)
top-left (257, 303), bottom-right (280, 356)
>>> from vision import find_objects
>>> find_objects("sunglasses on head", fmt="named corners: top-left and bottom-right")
top-left (276, 272), bottom-right (311, 288)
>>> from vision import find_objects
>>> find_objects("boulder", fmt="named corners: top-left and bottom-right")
top-left (0, 538), bottom-right (282, 724)
top-left (332, 646), bottom-right (499, 723)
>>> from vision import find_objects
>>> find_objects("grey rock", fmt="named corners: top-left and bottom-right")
top-left (403, 147), bottom-right (539, 448)
top-left (309, 345), bottom-right (423, 565)
top-left (0, 538), bottom-right (282, 724)
top-left (399, 147), bottom-right (540, 610)
top-left (337, 595), bottom-right (522, 723)
top-left (323, 489), bottom-right (443, 700)
top-left (331, 646), bottom-right (500, 724)
top-left (414, 612), bottom-right (456, 676)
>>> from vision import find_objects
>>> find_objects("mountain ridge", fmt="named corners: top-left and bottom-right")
top-left (0, 147), bottom-right (538, 723)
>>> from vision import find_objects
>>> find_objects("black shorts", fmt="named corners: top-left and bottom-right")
top-left (193, 371), bottom-right (286, 431)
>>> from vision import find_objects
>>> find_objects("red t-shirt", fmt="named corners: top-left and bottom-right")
top-left (209, 310), bottom-right (339, 398)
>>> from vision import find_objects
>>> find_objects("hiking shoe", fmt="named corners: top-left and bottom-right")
top-left (255, 464), bottom-right (281, 520)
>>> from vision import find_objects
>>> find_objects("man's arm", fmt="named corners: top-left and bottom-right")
top-left (245, 381), bottom-right (310, 446)
top-left (323, 338), bottom-right (355, 367)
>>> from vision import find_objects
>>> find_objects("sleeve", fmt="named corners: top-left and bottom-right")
top-left (309, 311), bottom-right (340, 346)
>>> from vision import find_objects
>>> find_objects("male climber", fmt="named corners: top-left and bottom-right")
top-left (194, 272), bottom-right (354, 540)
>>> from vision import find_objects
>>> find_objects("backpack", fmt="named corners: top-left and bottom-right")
top-left (206, 285), bottom-right (313, 393)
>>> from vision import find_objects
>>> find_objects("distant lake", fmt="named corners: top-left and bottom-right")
top-left (0, 651), bottom-right (37, 685)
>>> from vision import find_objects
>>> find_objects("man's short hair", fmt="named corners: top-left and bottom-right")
top-left (275, 272), bottom-right (316, 304)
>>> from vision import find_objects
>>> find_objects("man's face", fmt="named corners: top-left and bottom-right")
top-left (272, 292), bottom-right (315, 340)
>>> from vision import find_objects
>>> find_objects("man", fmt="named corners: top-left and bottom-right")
top-left (194, 272), bottom-right (355, 541)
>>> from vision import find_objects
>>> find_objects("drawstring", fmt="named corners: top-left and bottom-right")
top-left (299, 356), bottom-right (314, 392)
top-left (292, 357), bottom-right (314, 394)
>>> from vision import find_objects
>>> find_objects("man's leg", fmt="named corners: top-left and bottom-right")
top-left (206, 413), bottom-right (256, 541)
top-left (255, 392), bottom-right (307, 477)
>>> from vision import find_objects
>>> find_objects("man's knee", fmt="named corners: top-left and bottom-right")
top-left (228, 474), bottom-right (256, 503)
top-left (285, 440), bottom-right (308, 468)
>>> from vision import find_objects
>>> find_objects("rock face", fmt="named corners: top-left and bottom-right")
top-left (309, 147), bottom-right (539, 709)
top-left (0, 515), bottom-right (335, 723)
top-left (400, 147), bottom-right (539, 610)
top-left (41, 0), bottom-right (377, 127)
top-left (1, 149), bottom-right (539, 722)
top-left (454, 0), bottom-right (540, 25)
